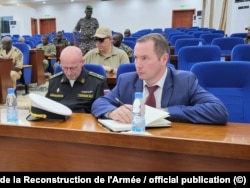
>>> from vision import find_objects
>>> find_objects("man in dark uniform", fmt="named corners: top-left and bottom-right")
top-left (45, 46), bottom-right (108, 113)
top-left (72, 5), bottom-right (99, 55)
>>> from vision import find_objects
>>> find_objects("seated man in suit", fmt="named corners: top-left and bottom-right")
top-left (112, 32), bottom-right (133, 62)
top-left (83, 26), bottom-right (130, 75)
top-left (91, 33), bottom-right (229, 125)
top-left (0, 36), bottom-right (23, 93)
top-left (36, 34), bottom-right (56, 74)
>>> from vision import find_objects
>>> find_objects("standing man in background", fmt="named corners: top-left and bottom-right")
top-left (73, 5), bottom-right (99, 55)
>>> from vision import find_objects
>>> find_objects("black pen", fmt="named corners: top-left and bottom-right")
top-left (115, 97), bottom-right (131, 111)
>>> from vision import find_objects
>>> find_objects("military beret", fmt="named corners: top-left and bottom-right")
top-left (26, 93), bottom-right (72, 121)
top-left (85, 5), bottom-right (93, 11)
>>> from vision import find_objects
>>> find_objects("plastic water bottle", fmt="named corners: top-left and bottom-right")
top-left (131, 92), bottom-right (146, 133)
top-left (6, 88), bottom-right (18, 123)
top-left (198, 41), bottom-right (203, 46)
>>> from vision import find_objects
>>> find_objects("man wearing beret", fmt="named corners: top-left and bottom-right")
top-left (73, 5), bottom-right (99, 55)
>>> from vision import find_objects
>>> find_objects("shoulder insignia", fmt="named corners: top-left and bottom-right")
top-left (88, 71), bottom-right (105, 80)
top-left (49, 71), bottom-right (63, 79)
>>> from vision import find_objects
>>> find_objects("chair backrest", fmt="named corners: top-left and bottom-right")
top-left (122, 40), bottom-right (135, 50)
top-left (190, 61), bottom-right (250, 123)
top-left (231, 44), bottom-right (250, 61)
top-left (169, 35), bottom-right (193, 46)
top-left (211, 37), bottom-right (244, 55)
top-left (54, 64), bottom-right (106, 77)
top-left (230, 33), bottom-right (247, 38)
top-left (116, 63), bottom-right (136, 79)
top-left (174, 38), bottom-right (205, 55)
top-left (12, 43), bottom-right (30, 65)
top-left (199, 33), bottom-right (224, 45)
top-left (178, 45), bottom-right (221, 71)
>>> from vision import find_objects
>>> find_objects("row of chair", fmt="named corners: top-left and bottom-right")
top-left (177, 43), bottom-right (250, 71)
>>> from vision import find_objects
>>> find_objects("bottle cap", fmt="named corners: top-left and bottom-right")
top-left (134, 92), bottom-right (143, 99)
top-left (7, 88), bottom-right (15, 94)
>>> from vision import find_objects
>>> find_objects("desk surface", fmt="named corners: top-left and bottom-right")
top-left (0, 110), bottom-right (250, 171)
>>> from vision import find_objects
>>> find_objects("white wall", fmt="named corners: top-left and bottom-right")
top-left (0, 0), bottom-right (249, 36)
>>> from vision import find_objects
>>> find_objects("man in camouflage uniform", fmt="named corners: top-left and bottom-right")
top-left (72, 5), bottom-right (99, 55)
top-left (36, 34), bottom-right (56, 74)
top-left (112, 32), bottom-right (133, 62)
top-left (53, 31), bottom-right (69, 46)
top-left (0, 36), bottom-right (23, 91)
top-left (46, 46), bottom-right (108, 113)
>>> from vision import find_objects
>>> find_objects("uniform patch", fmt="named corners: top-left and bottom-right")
top-left (50, 71), bottom-right (63, 79)
top-left (78, 93), bottom-right (94, 98)
top-left (88, 71), bottom-right (105, 80)
top-left (49, 93), bottom-right (64, 98)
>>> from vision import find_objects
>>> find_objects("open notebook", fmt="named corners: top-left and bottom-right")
top-left (98, 105), bottom-right (171, 132)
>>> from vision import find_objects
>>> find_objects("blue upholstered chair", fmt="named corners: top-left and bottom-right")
top-left (178, 45), bottom-right (221, 71)
top-left (12, 43), bottom-right (32, 94)
top-left (116, 63), bottom-right (136, 79)
top-left (199, 33), bottom-right (224, 45)
top-left (190, 61), bottom-right (250, 123)
top-left (231, 44), bottom-right (250, 61)
top-left (55, 63), bottom-right (106, 77)
top-left (174, 38), bottom-right (205, 55)
top-left (169, 35), bottom-right (192, 46)
top-left (211, 37), bottom-right (244, 55)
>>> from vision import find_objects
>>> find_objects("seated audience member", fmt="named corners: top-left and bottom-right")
top-left (18, 36), bottom-right (31, 49)
top-left (112, 32), bottom-right (133, 62)
top-left (45, 46), bottom-right (109, 113)
top-left (83, 26), bottom-right (130, 74)
top-left (91, 33), bottom-right (229, 125)
top-left (36, 34), bottom-right (56, 72)
top-left (53, 31), bottom-right (69, 46)
top-left (0, 36), bottom-right (23, 93)
top-left (244, 26), bottom-right (250, 44)
top-left (124, 29), bottom-right (131, 37)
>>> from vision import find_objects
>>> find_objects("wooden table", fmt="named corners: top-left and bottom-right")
top-left (0, 59), bottom-right (13, 104)
top-left (0, 110), bottom-right (250, 172)
top-left (29, 49), bottom-right (45, 85)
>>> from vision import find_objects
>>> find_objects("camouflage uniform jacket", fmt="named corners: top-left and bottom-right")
top-left (53, 38), bottom-right (69, 46)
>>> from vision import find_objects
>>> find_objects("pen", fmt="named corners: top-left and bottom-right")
top-left (115, 97), bottom-right (131, 111)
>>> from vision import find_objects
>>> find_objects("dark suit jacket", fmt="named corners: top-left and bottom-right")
top-left (92, 67), bottom-right (228, 124)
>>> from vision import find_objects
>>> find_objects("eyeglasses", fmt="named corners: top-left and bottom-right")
top-left (61, 65), bottom-right (79, 72)
top-left (94, 37), bottom-right (108, 43)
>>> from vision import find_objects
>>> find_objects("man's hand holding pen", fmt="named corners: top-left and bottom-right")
top-left (108, 104), bottom-right (133, 123)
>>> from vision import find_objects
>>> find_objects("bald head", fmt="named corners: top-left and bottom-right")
top-left (60, 46), bottom-right (83, 63)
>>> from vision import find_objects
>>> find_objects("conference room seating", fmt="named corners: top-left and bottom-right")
top-left (55, 64), bottom-right (107, 77)
top-left (12, 43), bottom-right (32, 94)
top-left (190, 61), bottom-right (250, 123)
top-left (199, 33), bottom-right (224, 45)
top-left (211, 37), bottom-right (245, 55)
top-left (230, 32), bottom-right (247, 38)
top-left (169, 35), bottom-right (193, 46)
top-left (174, 38), bottom-right (205, 55)
top-left (116, 63), bottom-right (136, 79)
top-left (177, 45), bottom-right (221, 71)
top-left (231, 44), bottom-right (250, 61)
top-left (122, 40), bottom-right (136, 50)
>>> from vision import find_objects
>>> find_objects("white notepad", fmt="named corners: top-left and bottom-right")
top-left (98, 105), bottom-right (171, 132)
